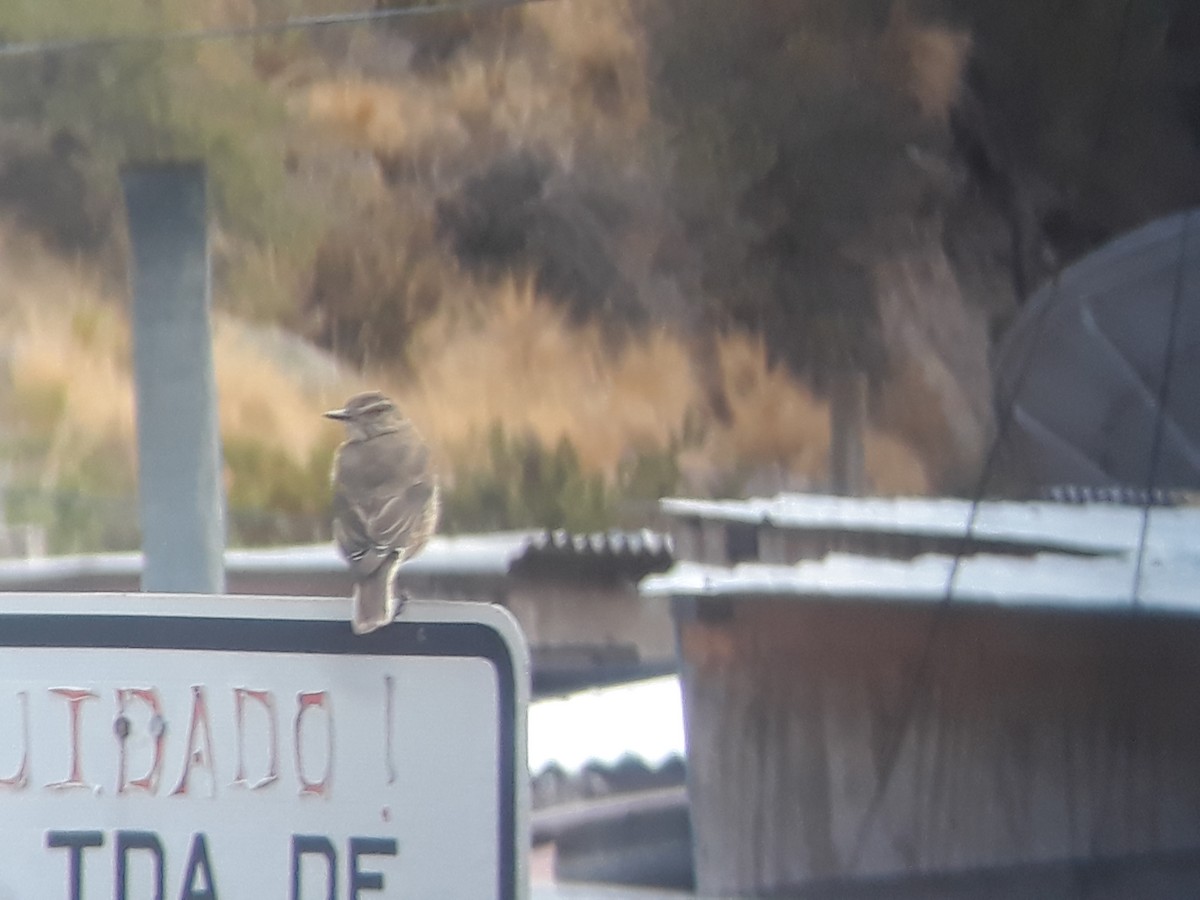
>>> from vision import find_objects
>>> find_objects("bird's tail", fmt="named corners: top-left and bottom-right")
top-left (352, 558), bottom-right (402, 635)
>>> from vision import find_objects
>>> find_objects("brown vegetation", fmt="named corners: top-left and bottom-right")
top-left (2, 0), bottom-right (1197, 547)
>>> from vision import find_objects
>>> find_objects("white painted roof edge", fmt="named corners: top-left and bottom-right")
top-left (660, 493), bottom-right (1198, 555)
top-left (641, 553), bottom-right (1200, 614)
top-left (0, 531), bottom-right (546, 586)
top-left (0, 527), bottom-right (674, 588)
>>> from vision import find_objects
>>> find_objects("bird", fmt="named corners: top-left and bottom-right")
top-left (324, 391), bottom-right (440, 634)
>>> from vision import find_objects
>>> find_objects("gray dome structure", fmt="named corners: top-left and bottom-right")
top-left (994, 208), bottom-right (1200, 492)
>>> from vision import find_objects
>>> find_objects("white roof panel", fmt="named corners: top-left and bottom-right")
top-left (660, 493), bottom-right (1200, 556)
top-left (527, 676), bottom-right (686, 776)
top-left (642, 549), bottom-right (1200, 614)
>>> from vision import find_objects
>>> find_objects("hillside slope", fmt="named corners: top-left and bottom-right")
top-left (0, 0), bottom-right (1196, 548)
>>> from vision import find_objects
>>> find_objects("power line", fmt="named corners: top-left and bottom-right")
top-left (0, 0), bottom-right (553, 59)
top-left (845, 0), bottom-right (1143, 871)
top-left (845, 266), bottom-right (1068, 870)
top-left (1130, 211), bottom-right (1193, 605)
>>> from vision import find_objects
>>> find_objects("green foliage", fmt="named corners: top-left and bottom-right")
top-left (440, 425), bottom-right (682, 534)
top-left (1, 437), bottom-right (139, 554)
top-left (4, 485), bottom-right (140, 554)
top-left (5, 381), bottom-right (68, 437)
top-left (0, 405), bottom-right (339, 551)
top-left (223, 432), bottom-right (338, 546)
top-left (639, 0), bottom-right (940, 384)
top-left (616, 444), bottom-right (682, 507)
top-left (1, 374), bottom-right (134, 552)
top-left (441, 425), bottom-right (611, 533)
top-left (0, 0), bottom-right (308, 251)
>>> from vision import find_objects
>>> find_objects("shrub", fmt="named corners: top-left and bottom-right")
top-left (440, 425), bottom-right (612, 533)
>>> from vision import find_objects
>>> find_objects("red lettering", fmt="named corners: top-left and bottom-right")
top-left (171, 686), bottom-right (216, 798)
top-left (233, 688), bottom-right (279, 790)
top-left (115, 688), bottom-right (165, 795)
top-left (0, 691), bottom-right (29, 790)
top-left (47, 688), bottom-right (98, 790)
top-left (295, 691), bottom-right (333, 797)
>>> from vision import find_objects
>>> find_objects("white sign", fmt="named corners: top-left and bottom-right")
top-left (0, 594), bottom-right (529, 900)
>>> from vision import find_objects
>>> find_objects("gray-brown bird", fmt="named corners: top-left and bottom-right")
top-left (325, 391), bottom-right (440, 634)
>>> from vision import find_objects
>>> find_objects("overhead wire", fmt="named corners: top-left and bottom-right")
top-left (845, 0), bottom-right (1145, 871)
top-left (1129, 212), bottom-right (1193, 606)
top-left (0, 0), bottom-right (1187, 870)
top-left (0, 0), bottom-right (554, 58)
top-left (845, 261), bottom-right (1068, 872)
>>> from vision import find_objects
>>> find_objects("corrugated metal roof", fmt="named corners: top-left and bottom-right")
top-left (642, 549), bottom-right (1200, 614)
top-left (1039, 484), bottom-right (1189, 506)
top-left (0, 534), bottom-right (526, 591)
top-left (660, 493), bottom-right (1200, 557)
top-left (233, 531), bottom-right (536, 577)
top-left (0, 528), bottom-right (673, 592)
top-left (515, 530), bottom-right (674, 580)
top-left (528, 676), bottom-right (686, 778)
top-left (526, 529), bottom-right (672, 560)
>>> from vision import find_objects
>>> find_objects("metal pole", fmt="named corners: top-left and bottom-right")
top-left (830, 370), bottom-right (867, 496)
top-left (122, 163), bottom-right (226, 593)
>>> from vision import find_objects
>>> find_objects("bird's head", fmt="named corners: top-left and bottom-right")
top-left (324, 391), bottom-right (403, 440)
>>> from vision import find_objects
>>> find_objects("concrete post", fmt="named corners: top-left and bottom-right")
top-left (122, 163), bottom-right (226, 593)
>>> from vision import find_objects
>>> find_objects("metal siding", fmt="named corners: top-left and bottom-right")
top-left (673, 600), bottom-right (1200, 895)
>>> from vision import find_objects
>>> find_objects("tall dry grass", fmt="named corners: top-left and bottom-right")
top-left (6, 284), bottom-right (136, 491)
top-left (681, 333), bottom-right (929, 495)
top-left (0, 0), bottom-right (958, 548)
top-left (0, 228), bottom-right (365, 547)
top-left (394, 281), bottom-right (929, 496)
top-left (884, 5), bottom-right (972, 122)
top-left (296, 0), bottom-right (652, 182)
top-left (1, 227), bottom-right (929, 551)
top-left (0, 232), bottom-right (361, 480)
top-left (396, 279), bottom-right (694, 475)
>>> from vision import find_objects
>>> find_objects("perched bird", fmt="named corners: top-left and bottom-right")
top-left (325, 391), bottom-right (440, 634)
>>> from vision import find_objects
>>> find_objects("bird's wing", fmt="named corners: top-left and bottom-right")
top-left (333, 491), bottom-right (393, 578)
top-left (366, 479), bottom-right (436, 553)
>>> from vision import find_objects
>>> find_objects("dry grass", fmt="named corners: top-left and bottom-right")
top-left (865, 428), bottom-right (931, 495)
top-left (0, 227), bottom-right (135, 487)
top-left (297, 0), bottom-right (651, 179)
top-left (397, 279), bottom-right (695, 476)
top-left (522, 0), bottom-right (642, 68)
top-left (698, 333), bottom-right (834, 480)
top-left (393, 283), bottom-right (929, 496)
top-left (0, 227), bottom-right (363, 492)
top-left (1, 0), bottom-right (961, 548)
top-left (682, 333), bottom-right (930, 495)
top-left (0, 234), bottom-right (931, 540)
top-left (520, 0), bottom-right (651, 129)
top-left (885, 4), bottom-right (971, 121)
top-left (303, 78), bottom-right (471, 169)
top-left (212, 315), bottom-right (363, 465)
top-left (8, 303), bottom-right (136, 489)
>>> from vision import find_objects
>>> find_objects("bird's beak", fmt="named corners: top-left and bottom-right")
top-left (323, 408), bottom-right (350, 421)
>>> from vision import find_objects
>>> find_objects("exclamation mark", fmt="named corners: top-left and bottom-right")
top-left (384, 674), bottom-right (397, 786)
